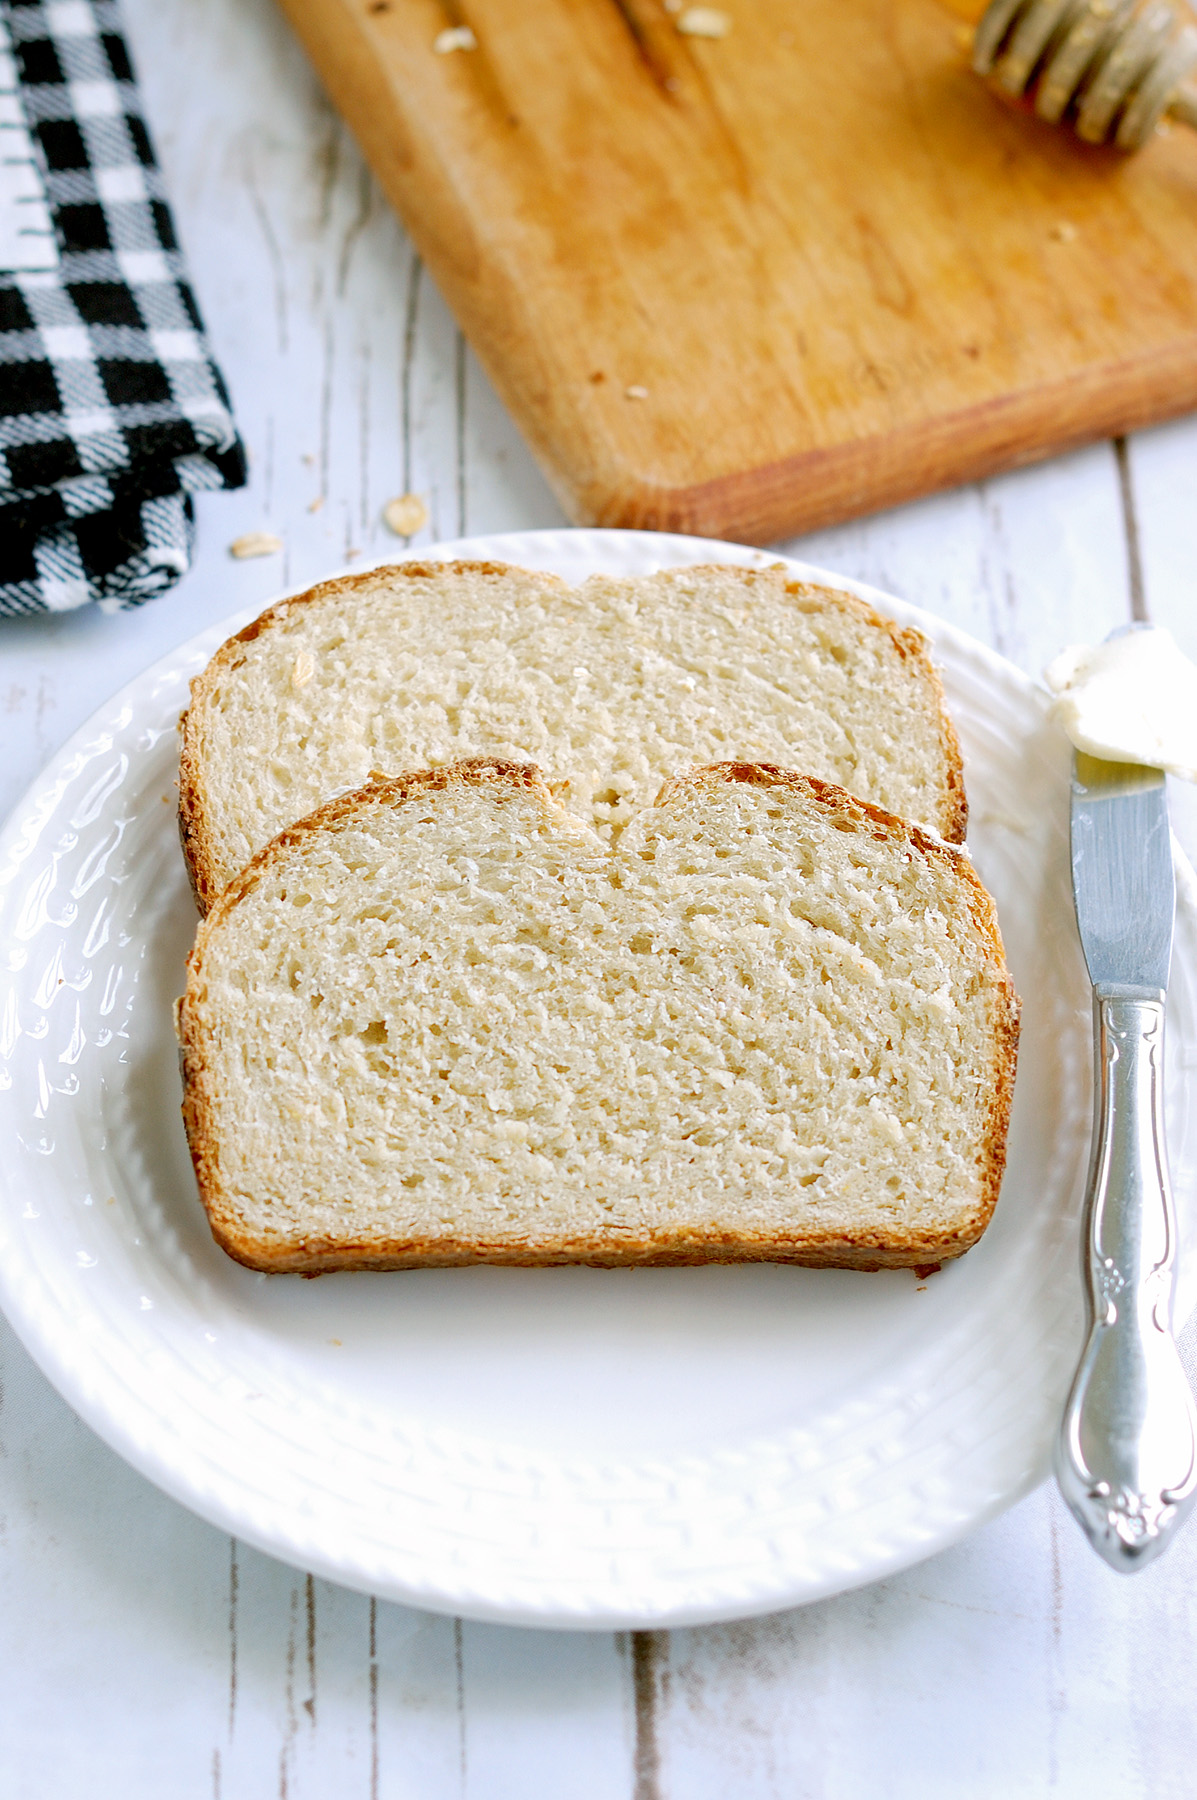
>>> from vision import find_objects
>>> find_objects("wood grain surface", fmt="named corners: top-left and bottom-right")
top-left (273, 0), bottom-right (1197, 543)
top-left (3, 0), bottom-right (1197, 1792)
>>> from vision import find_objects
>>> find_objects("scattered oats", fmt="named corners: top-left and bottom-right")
top-left (292, 651), bottom-right (316, 689)
top-left (229, 531), bottom-right (283, 559)
top-left (434, 25), bottom-right (477, 53)
top-left (308, 495), bottom-right (324, 513)
top-left (677, 7), bottom-right (729, 37)
top-left (383, 492), bottom-right (429, 537)
top-left (626, 384), bottom-right (649, 399)
top-left (1050, 220), bottom-right (1078, 243)
top-left (346, 547), bottom-right (362, 560)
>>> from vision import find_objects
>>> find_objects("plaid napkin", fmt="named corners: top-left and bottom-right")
top-left (0, 0), bottom-right (245, 616)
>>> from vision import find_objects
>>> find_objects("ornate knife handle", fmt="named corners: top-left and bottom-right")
top-left (1057, 989), bottom-right (1197, 1571)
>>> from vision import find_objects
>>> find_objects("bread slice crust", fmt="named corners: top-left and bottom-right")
top-left (180, 758), bottom-right (1016, 1275)
top-left (178, 560), bottom-right (967, 913)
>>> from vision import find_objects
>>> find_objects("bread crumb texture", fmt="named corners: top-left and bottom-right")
top-left (181, 761), bottom-right (1017, 1272)
top-left (179, 562), bottom-right (966, 910)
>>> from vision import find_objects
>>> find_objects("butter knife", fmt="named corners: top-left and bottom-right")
top-left (1057, 751), bottom-right (1197, 1570)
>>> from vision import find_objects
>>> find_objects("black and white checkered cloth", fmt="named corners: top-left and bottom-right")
top-left (0, 0), bottom-right (245, 616)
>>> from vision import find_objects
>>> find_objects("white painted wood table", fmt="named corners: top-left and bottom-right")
top-left (4, 1), bottom-right (1197, 1792)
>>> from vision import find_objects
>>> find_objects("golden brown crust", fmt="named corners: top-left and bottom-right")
top-left (177, 559), bottom-right (968, 912)
top-left (177, 707), bottom-right (218, 916)
top-left (181, 756), bottom-right (1017, 1277)
top-left (206, 1220), bottom-right (995, 1276)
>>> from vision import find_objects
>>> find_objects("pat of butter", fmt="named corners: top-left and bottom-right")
top-left (1044, 627), bottom-right (1197, 783)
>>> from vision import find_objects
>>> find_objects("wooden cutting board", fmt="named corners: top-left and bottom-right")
top-left (277, 0), bottom-right (1197, 542)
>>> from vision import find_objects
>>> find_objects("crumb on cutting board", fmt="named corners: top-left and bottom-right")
top-left (434, 26), bottom-right (477, 54)
top-left (677, 8), bottom-right (730, 38)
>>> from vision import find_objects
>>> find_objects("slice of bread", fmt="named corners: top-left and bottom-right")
top-left (179, 560), bottom-right (966, 911)
top-left (179, 759), bottom-right (1017, 1274)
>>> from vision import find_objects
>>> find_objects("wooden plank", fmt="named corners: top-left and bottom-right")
top-left (5, 0), bottom-right (1197, 1792)
top-left (454, 1624), bottom-right (633, 1799)
top-left (650, 1483), bottom-right (1197, 1799)
top-left (786, 437), bottom-right (1132, 676)
top-left (275, 0), bottom-right (1197, 542)
top-left (1119, 414), bottom-right (1197, 893)
top-left (0, 1320), bottom-right (231, 1798)
top-left (1125, 414), bottom-right (1197, 660)
top-left (217, 1564), bottom-right (473, 1800)
top-left (0, 9), bottom-right (626, 1796)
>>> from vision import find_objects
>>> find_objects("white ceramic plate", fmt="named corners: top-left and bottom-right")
top-left (2, 528), bottom-right (1196, 1631)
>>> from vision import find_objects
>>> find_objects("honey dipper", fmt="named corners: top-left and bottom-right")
top-left (973, 0), bottom-right (1197, 149)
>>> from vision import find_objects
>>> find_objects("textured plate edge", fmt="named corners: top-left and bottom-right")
top-left (0, 527), bottom-right (1185, 1628)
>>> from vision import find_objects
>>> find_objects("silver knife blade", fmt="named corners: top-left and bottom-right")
top-left (1071, 752), bottom-right (1174, 993)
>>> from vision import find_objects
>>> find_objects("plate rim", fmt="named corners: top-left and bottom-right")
top-left (0, 525), bottom-right (1188, 1630)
